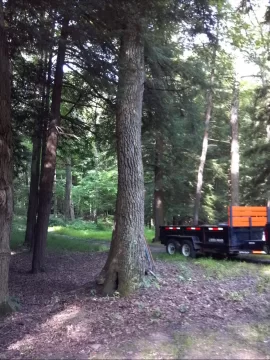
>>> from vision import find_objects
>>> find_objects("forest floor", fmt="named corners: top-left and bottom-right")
top-left (1, 249), bottom-right (270, 359)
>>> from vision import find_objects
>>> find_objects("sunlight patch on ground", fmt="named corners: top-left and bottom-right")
top-left (48, 226), bottom-right (61, 233)
top-left (262, 268), bottom-right (270, 276)
top-left (44, 305), bottom-right (81, 330)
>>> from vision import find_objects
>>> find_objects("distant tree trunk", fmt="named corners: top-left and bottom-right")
top-left (267, 125), bottom-right (270, 206)
top-left (32, 19), bottom-right (69, 273)
top-left (153, 132), bottom-right (164, 242)
top-left (97, 21), bottom-right (146, 296)
top-left (230, 78), bottom-right (240, 206)
top-left (25, 53), bottom-right (47, 248)
top-left (25, 165), bottom-right (29, 187)
top-left (53, 170), bottom-right (57, 216)
top-left (24, 117), bottom-right (42, 248)
top-left (193, 47), bottom-right (216, 225)
top-left (0, 0), bottom-right (13, 314)
top-left (64, 157), bottom-right (74, 221)
top-left (40, 49), bottom-right (53, 182)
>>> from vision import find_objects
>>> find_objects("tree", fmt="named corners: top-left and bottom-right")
top-left (64, 157), bottom-right (75, 220)
top-left (153, 132), bottom-right (165, 241)
top-left (24, 57), bottom-right (47, 248)
top-left (32, 17), bottom-right (69, 273)
top-left (98, 14), bottom-right (146, 295)
top-left (230, 77), bottom-right (240, 206)
top-left (193, 44), bottom-right (217, 225)
top-left (0, 0), bottom-right (13, 314)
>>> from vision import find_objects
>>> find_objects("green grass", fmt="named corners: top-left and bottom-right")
top-left (49, 224), bottom-right (154, 243)
top-left (154, 253), bottom-right (189, 262)
top-left (10, 216), bottom-right (155, 252)
top-left (154, 252), bottom-right (270, 280)
top-left (11, 227), bottom-right (109, 252)
top-left (48, 226), bottom-right (113, 241)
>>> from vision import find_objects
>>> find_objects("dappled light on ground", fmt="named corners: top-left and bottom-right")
top-left (1, 250), bottom-right (270, 359)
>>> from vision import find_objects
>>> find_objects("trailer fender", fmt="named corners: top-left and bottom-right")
top-left (191, 236), bottom-right (201, 250)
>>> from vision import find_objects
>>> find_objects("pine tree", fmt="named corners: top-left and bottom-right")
top-left (0, 0), bottom-right (13, 315)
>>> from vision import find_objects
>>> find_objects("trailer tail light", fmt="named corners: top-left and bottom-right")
top-left (186, 227), bottom-right (201, 230)
top-left (208, 227), bottom-right (224, 231)
top-left (165, 227), bottom-right (180, 230)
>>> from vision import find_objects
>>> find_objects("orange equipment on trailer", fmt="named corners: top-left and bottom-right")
top-left (228, 206), bottom-right (269, 227)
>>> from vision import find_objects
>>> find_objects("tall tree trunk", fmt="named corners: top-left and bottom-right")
top-left (32, 19), bottom-right (69, 273)
top-left (24, 118), bottom-right (42, 248)
top-left (153, 132), bottom-right (164, 242)
top-left (193, 47), bottom-right (216, 225)
top-left (64, 157), bottom-right (74, 221)
top-left (230, 78), bottom-right (240, 206)
top-left (25, 53), bottom-right (47, 248)
top-left (0, 0), bottom-right (13, 314)
top-left (97, 23), bottom-right (145, 296)
top-left (40, 48), bottom-right (53, 183)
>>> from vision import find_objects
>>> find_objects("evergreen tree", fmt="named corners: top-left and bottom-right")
top-left (0, 0), bottom-right (13, 314)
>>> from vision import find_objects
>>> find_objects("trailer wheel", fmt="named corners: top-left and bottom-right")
top-left (166, 240), bottom-right (179, 255)
top-left (181, 240), bottom-right (196, 258)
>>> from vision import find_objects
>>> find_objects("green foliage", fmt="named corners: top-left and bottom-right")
top-left (10, 0), bottom-right (270, 231)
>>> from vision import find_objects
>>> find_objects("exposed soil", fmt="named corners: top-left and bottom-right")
top-left (1, 250), bottom-right (270, 359)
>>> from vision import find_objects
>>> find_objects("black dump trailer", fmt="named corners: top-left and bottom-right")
top-left (160, 206), bottom-right (270, 258)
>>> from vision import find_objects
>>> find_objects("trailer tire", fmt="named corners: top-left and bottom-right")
top-left (181, 240), bottom-right (196, 258)
top-left (166, 240), bottom-right (179, 255)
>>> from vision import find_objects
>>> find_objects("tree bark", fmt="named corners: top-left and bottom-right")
top-left (230, 78), bottom-right (240, 206)
top-left (24, 59), bottom-right (46, 248)
top-left (64, 157), bottom-right (74, 221)
top-left (193, 47), bottom-right (216, 225)
top-left (97, 23), bottom-right (146, 296)
top-left (32, 18), bottom-right (69, 273)
top-left (0, 0), bottom-right (13, 314)
top-left (24, 117), bottom-right (42, 248)
top-left (153, 132), bottom-right (164, 242)
top-left (40, 48), bottom-right (53, 183)
top-left (267, 125), bottom-right (270, 206)
top-left (53, 169), bottom-right (57, 217)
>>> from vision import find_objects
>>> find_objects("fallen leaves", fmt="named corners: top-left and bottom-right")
top-left (0, 250), bottom-right (270, 359)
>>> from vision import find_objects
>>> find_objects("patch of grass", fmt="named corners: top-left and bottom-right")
top-left (144, 228), bottom-right (155, 243)
top-left (47, 234), bottom-right (109, 252)
top-left (178, 263), bottom-right (193, 282)
top-left (11, 215), bottom-right (155, 246)
top-left (49, 225), bottom-right (155, 243)
top-left (48, 225), bottom-right (113, 241)
top-left (11, 224), bottom-right (109, 253)
top-left (256, 275), bottom-right (270, 293)
top-left (137, 339), bottom-right (179, 359)
top-left (173, 332), bottom-right (194, 357)
top-left (194, 257), bottom-right (259, 279)
top-left (154, 253), bottom-right (188, 262)
top-left (232, 322), bottom-right (270, 344)
top-left (226, 290), bottom-right (246, 302)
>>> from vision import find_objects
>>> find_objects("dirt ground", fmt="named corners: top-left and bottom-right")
top-left (1, 250), bottom-right (270, 359)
